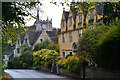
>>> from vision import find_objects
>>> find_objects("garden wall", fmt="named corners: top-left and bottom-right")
top-left (39, 65), bottom-right (51, 72)
top-left (38, 65), bottom-right (120, 79)
top-left (85, 67), bottom-right (120, 78)
top-left (58, 68), bottom-right (81, 78)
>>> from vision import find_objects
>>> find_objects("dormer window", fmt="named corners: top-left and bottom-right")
top-left (61, 20), bottom-right (64, 28)
top-left (90, 10), bottom-right (94, 20)
top-left (78, 14), bottom-right (82, 23)
top-left (69, 17), bottom-right (72, 26)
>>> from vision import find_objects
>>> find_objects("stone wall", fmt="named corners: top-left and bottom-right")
top-left (58, 68), bottom-right (81, 78)
top-left (85, 67), bottom-right (120, 78)
top-left (39, 65), bottom-right (51, 72)
top-left (38, 65), bottom-right (120, 79)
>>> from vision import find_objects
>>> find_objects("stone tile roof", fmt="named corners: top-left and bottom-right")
top-left (3, 44), bottom-right (15, 55)
top-left (26, 30), bottom-right (42, 45)
top-left (19, 34), bottom-right (25, 44)
top-left (46, 31), bottom-right (58, 44)
top-left (28, 26), bottom-right (36, 31)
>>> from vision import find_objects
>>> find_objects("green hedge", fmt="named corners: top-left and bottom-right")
top-left (77, 20), bottom-right (120, 71)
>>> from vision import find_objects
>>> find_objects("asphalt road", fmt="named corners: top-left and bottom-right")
top-left (5, 69), bottom-right (75, 80)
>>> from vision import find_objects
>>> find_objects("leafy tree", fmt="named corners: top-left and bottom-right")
top-left (33, 39), bottom-right (50, 51)
top-left (103, 2), bottom-right (120, 24)
top-left (20, 44), bottom-right (32, 54)
top-left (96, 20), bottom-right (120, 70)
top-left (2, 2), bottom-right (39, 44)
top-left (77, 24), bottom-right (108, 59)
top-left (33, 39), bottom-right (59, 52)
top-left (47, 42), bottom-right (60, 53)
top-left (8, 44), bottom-right (33, 69)
top-left (77, 20), bottom-right (120, 70)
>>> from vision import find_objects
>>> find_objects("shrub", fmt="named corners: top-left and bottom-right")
top-left (47, 42), bottom-right (59, 53)
top-left (8, 52), bottom-right (33, 69)
top-left (33, 39), bottom-right (50, 51)
top-left (57, 56), bottom-right (86, 73)
top-left (96, 21), bottom-right (120, 70)
top-left (33, 49), bottom-right (59, 68)
top-left (33, 39), bottom-right (59, 53)
top-left (20, 44), bottom-right (32, 54)
top-left (19, 53), bottom-right (33, 69)
top-left (77, 20), bottom-right (120, 71)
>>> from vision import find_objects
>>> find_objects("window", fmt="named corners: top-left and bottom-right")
top-left (69, 17), bottom-right (72, 26)
top-left (90, 10), bottom-right (94, 20)
top-left (17, 48), bottom-right (20, 53)
top-left (40, 39), bottom-right (42, 42)
top-left (78, 29), bottom-right (82, 39)
top-left (69, 31), bottom-right (72, 43)
top-left (78, 14), bottom-right (82, 23)
top-left (62, 51), bottom-right (65, 58)
top-left (18, 40), bottom-right (19, 44)
top-left (61, 20), bottom-right (64, 27)
top-left (69, 52), bottom-right (72, 55)
top-left (25, 38), bottom-right (27, 43)
top-left (62, 33), bottom-right (65, 43)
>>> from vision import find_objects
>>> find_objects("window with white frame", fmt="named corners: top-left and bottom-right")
top-left (90, 10), bottom-right (94, 20)
top-left (62, 51), bottom-right (65, 58)
top-left (61, 20), bottom-right (64, 27)
top-left (62, 33), bottom-right (65, 43)
top-left (69, 31), bottom-right (72, 43)
top-left (69, 51), bottom-right (72, 55)
top-left (78, 29), bottom-right (82, 39)
top-left (69, 17), bottom-right (72, 26)
top-left (78, 14), bottom-right (82, 23)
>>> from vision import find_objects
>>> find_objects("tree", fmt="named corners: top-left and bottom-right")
top-left (20, 44), bottom-right (32, 54)
top-left (103, 2), bottom-right (120, 24)
top-left (33, 39), bottom-right (59, 52)
top-left (77, 20), bottom-right (120, 70)
top-left (96, 20), bottom-right (120, 70)
top-left (77, 23), bottom-right (108, 59)
top-left (2, 2), bottom-right (40, 44)
top-left (47, 42), bottom-right (59, 53)
top-left (33, 39), bottom-right (50, 51)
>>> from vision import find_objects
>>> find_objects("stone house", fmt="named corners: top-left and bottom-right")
top-left (14, 9), bottom-right (58, 57)
top-left (58, 4), bottom-right (103, 58)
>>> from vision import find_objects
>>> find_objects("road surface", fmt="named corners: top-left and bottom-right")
top-left (5, 69), bottom-right (75, 80)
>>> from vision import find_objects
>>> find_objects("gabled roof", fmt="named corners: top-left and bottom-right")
top-left (26, 30), bottom-right (42, 45)
top-left (46, 31), bottom-right (58, 44)
top-left (71, 8), bottom-right (77, 21)
top-left (63, 10), bottom-right (69, 22)
top-left (3, 44), bottom-right (15, 55)
top-left (28, 26), bottom-right (36, 31)
top-left (19, 34), bottom-right (25, 44)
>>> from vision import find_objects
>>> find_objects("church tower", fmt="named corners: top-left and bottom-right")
top-left (34, 7), bottom-right (52, 31)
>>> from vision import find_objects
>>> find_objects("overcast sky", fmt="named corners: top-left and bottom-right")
top-left (25, 0), bottom-right (70, 28)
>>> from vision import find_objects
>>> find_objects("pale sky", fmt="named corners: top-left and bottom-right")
top-left (25, 0), bottom-right (70, 28)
